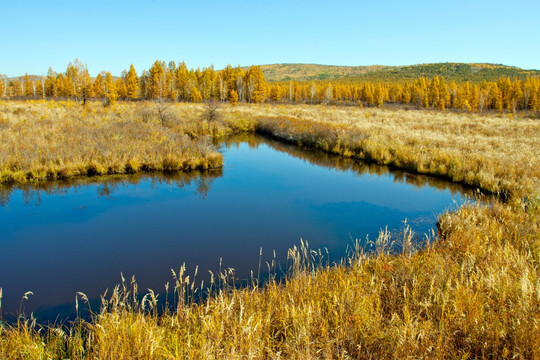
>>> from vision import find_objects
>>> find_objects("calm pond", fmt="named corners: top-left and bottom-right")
top-left (0, 135), bottom-right (474, 322)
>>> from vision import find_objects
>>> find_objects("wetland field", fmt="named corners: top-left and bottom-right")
top-left (0, 100), bottom-right (539, 359)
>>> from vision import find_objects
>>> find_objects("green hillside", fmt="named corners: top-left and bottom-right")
top-left (259, 63), bottom-right (540, 83)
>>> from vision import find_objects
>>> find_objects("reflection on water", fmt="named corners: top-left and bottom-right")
top-left (0, 170), bottom-right (221, 208)
top-left (223, 134), bottom-right (480, 198)
top-left (0, 135), bottom-right (478, 322)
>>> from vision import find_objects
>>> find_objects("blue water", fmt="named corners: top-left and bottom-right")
top-left (0, 135), bottom-right (471, 321)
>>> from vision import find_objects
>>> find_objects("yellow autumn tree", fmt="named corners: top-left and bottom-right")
top-left (189, 85), bottom-right (202, 102)
top-left (8, 80), bottom-right (23, 97)
top-left (64, 59), bottom-right (93, 104)
top-left (373, 84), bottom-right (385, 107)
top-left (245, 65), bottom-right (268, 103)
top-left (93, 74), bottom-right (105, 99)
top-left (44, 68), bottom-right (57, 97)
top-left (428, 76), bottom-right (440, 108)
top-left (228, 89), bottom-right (239, 105)
top-left (35, 79), bottom-right (44, 98)
top-left (148, 60), bottom-right (165, 99)
top-left (175, 61), bottom-right (190, 101)
top-left (80, 68), bottom-right (94, 105)
top-left (116, 77), bottom-right (127, 100)
top-left (126, 64), bottom-right (139, 100)
top-left (104, 72), bottom-right (117, 106)
top-left (23, 74), bottom-right (34, 97)
top-left (270, 84), bottom-right (282, 102)
top-left (165, 62), bottom-right (177, 101)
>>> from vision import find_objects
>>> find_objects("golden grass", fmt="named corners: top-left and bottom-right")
top-left (0, 100), bottom-right (227, 184)
top-left (1, 101), bottom-right (539, 359)
top-left (5, 101), bottom-right (536, 197)
top-left (226, 104), bottom-right (540, 198)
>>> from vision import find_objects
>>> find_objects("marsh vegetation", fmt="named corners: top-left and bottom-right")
top-left (2, 101), bottom-right (538, 197)
top-left (0, 99), bottom-right (538, 359)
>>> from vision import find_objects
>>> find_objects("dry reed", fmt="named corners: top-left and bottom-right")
top-left (228, 104), bottom-right (540, 198)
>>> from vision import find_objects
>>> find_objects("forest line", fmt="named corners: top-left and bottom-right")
top-left (1, 59), bottom-right (539, 113)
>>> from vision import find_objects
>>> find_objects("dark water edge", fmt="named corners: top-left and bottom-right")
top-left (0, 134), bottom-right (481, 324)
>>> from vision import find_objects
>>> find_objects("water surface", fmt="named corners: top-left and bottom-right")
top-left (0, 135), bottom-right (473, 321)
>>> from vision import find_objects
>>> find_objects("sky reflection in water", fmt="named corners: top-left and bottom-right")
top-left (0, 135), bottom-right (473, 321)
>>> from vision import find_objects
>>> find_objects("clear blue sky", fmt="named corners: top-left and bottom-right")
top-left (1, 0), bottom-right (539, 77)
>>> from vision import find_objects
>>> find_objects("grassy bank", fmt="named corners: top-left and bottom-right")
top-left (0, 100), bottom-right (228, 184)
top-left (227, 104), bottom-right (539, 198)
top-left (1, 101), bottom-right (539, 358)
top-left (2, 101), bottom-right (538, 198)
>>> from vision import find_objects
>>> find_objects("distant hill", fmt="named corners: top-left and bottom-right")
top-left (250, 64), bottom-right (393, 82)
top-left (7, 63), bottom-right (539, 85)
top-left (257, 63), bottom-right (540, 83)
